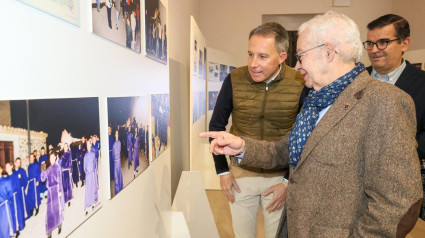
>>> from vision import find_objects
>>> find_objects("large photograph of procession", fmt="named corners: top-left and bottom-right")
top-left (0, 98), bottom-right (101, 238)
top-left (107, 96), bottom-right (149, 198)
top-left (92, 0), bottom-right (141, 53)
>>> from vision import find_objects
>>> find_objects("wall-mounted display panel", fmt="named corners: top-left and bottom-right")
top-left (0, 97), bottom-right (102, 238)
top-left (190, 17), bottom-right (207, 128)
top-left (92, 0), bottom-right (141, 52)
top-left (199, 47), bottom-right (239, 189)
top-left (189, 16), bottom-right (211, 186)
top-left (107, 96), bottom-right (150, 198)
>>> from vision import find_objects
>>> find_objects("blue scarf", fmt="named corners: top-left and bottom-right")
top-left (288, 62), bottom-right (365, 168)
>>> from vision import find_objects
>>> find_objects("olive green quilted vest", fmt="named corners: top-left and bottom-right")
top-left (230, 64), bottom-right (305, 142)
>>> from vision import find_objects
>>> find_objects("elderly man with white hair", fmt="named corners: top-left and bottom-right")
top-left (200, 11), bottom-right (423, 237)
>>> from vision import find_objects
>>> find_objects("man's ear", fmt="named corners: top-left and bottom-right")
top-left (325, 43), bottom-right (337, 62)
top-left (279, 51), bottom-right (288, 64)
top-left (401, 37), bottom-right (411, 53)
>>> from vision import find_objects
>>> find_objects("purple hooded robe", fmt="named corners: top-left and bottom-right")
top-left (60, 151), bottom-right (73, 203)
top-left (113, 140), bottom-right (124, 194)
top-left (41, 163), bottom-right (64, 234)
top-left (84, 150), bottom-right (98, 209)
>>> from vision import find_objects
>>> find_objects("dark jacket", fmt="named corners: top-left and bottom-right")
top-left (367, 60), bottom-right (425, 159)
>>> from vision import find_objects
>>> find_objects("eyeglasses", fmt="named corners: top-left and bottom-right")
top-left (295, 44), bottom-right (325, 64)
top-left (362, 38), bottom-right (400, 50)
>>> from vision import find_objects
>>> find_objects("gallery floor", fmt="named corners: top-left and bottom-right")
top-left (206, 190), bottom-right (425, 238)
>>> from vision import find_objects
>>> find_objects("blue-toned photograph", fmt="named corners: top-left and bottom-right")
top-left (107, 96), bottom-right (150, 198)
top-left (145, 0), bottom-right (167, 64)
top-left (0, 97), bottom-right (101, 238)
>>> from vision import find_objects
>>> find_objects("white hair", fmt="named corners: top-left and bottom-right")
top-left (298, 11), bottom-right (363, 62)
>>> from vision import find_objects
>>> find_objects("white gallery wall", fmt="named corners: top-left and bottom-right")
top-left (392, 0), bottom-right (425, 51)
top-left (168, 0), bottom-right (200, 199)
top-left (1, 0), bottom-right (171, 237)
top-left (198, 0), bottom-right (394, 66)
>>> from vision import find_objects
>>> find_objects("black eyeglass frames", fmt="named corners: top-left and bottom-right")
top-left (363, 38), bottom-right (400, 50)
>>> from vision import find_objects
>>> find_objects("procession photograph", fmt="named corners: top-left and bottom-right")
top-left (208, 91), bottom-right (218, 111)
top-left (107, 96), bottom-right (149, 198)
top-left (151, 94), bottom-right (170, 159)
top-left (92, 0), bottom-right (141, 53)
top-left (0, 97), bottom-right (102, 238)
top-left (145, 0), bottom-right (168, 64)
top-left (219, 64), bottom-right (229, 82)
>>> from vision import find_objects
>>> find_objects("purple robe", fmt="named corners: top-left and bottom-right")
top-left (90, 147), bottom-right (100, 194)
top-left (84, 150), bottom-right (98, 209)
top-left (26, 162), bottom-right (41, 214)
top-left (113, 140), bottom-right (124, 194)
top-left (41, 163), bottom-right (64, 234)
top-left (133, 136), bottom-right (139, 171)
top-left (127, 132), bottom-right (133, 163)
top-left (0, 176), bottom-right (14, 238)
top-left (60, 151), bottom-right (73, 203)
top-left (109, 134), bottom-right (114, 181)
top-left (38, 154), bottom-right (48, 193)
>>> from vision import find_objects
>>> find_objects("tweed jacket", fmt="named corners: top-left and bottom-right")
top-left (239, 71), bottom-right (423, 237)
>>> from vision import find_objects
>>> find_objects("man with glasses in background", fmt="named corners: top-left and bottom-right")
top-left (201, 11), bottom-right (422, 237)
top-left (364, 14), bottom-right (425, 220)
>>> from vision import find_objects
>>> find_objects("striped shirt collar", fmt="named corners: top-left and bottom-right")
top-left (266, 64), bottom-right (282, 85)
top-left (371, 59), bottom-right (406, 85)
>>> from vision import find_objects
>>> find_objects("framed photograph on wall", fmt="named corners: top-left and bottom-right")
top-left (208, 62), bottom-right (219, 82)
top-left (92, 0), bottom-right (142, 53)
top-left (150, 94), bottom-right (170, 160)
top-left (107, 96), bottom-right (150, 198)
top-left (0, 97), bottom-right (102, 238)
top-left (208, 91), bottom-right (219, 111)
top-left (145, 0), bottom-right (168, 64)
top-left (219, 64), bottom-right (229, 82)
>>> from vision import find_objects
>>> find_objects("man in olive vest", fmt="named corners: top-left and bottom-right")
top-left (209, 22), bottom-right (305, 238)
